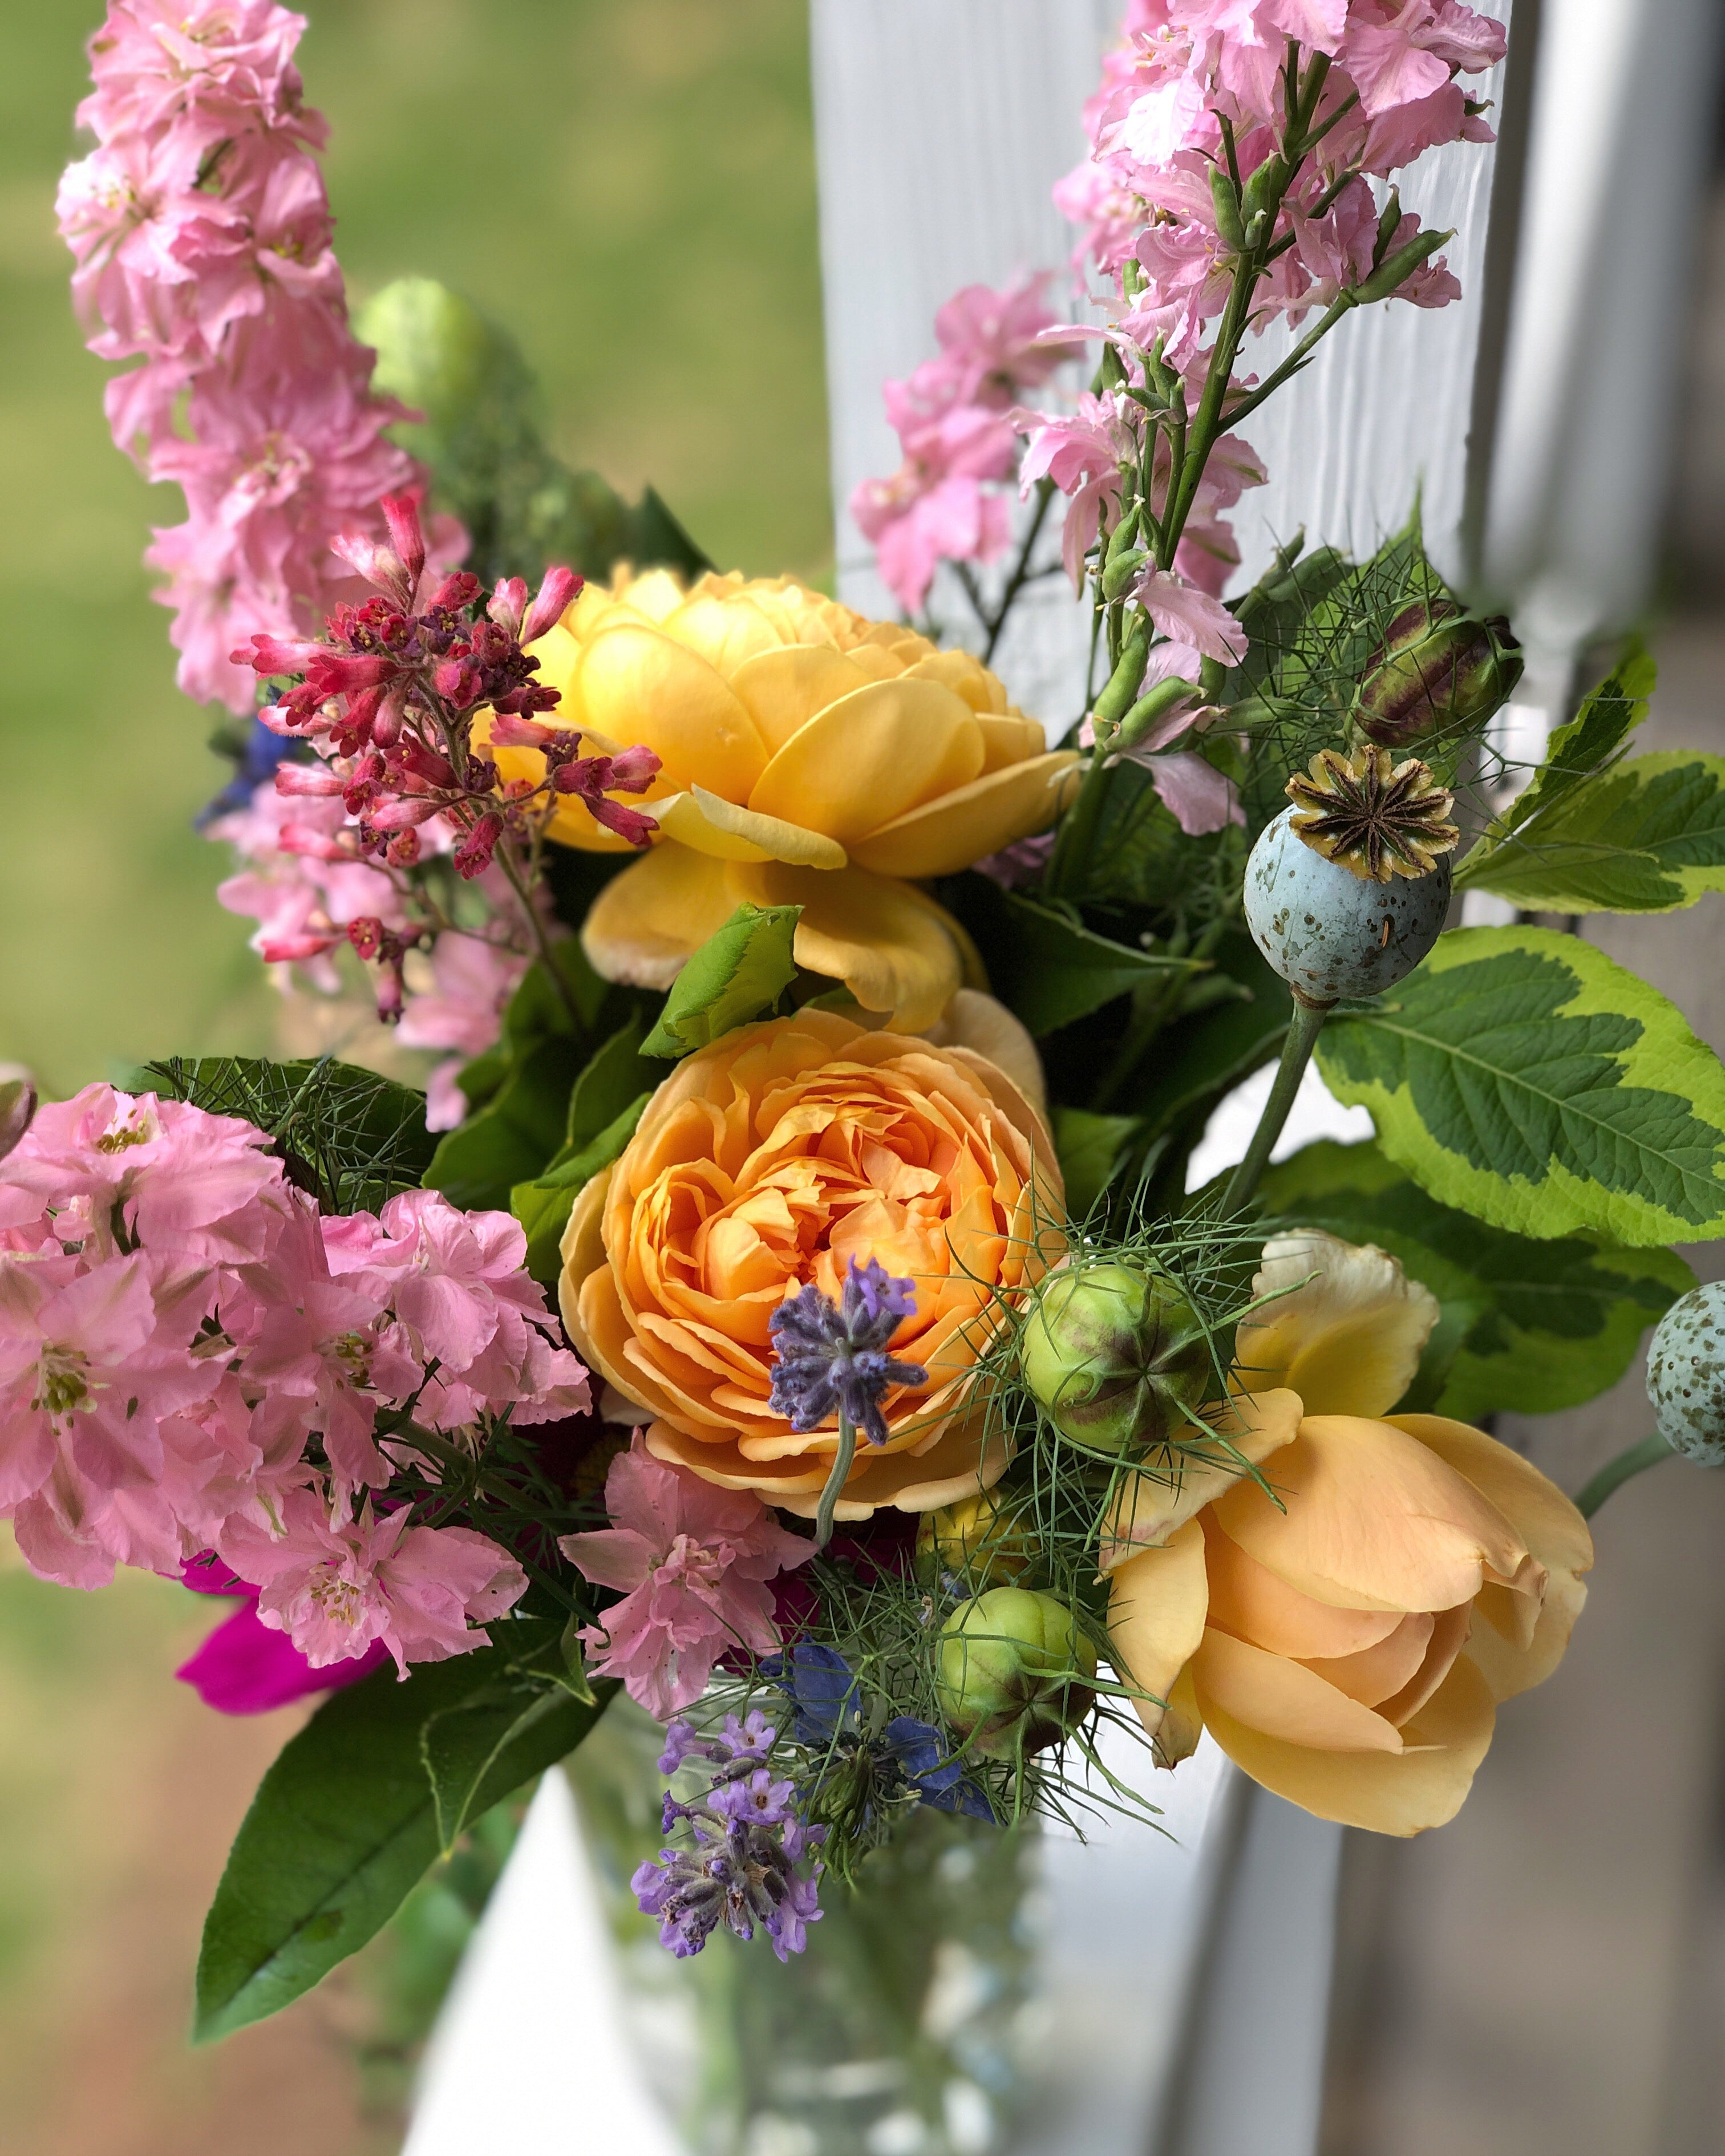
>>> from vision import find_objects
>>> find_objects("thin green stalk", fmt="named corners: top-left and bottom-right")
top-left (497, 838), bottom-right (582, 1031)
top-left (982, 479), bottom-right (1056, 664)
top-left (1573, 1432), bottom-right (1677, 1520)
top-left (813, 1413), bottom-right (858, 1550)
top-left (1221, 996), bottom-right (1329, 1214)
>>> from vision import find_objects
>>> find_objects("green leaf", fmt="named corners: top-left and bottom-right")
top-left (563, 1016), bottom-right (659, 1149)
top-left (1316, 926), bottom-right (1725, 1245)
top-left (144, 1056), bottom-right (435, 1215)
top-left (422, 1035), bottom-right (581, 1211)
top-left (1129, 931), bottom-right (1293, 1147)
top-left (1258, 1138), bottom-right (1691, 1421)
top-left (1051, 1107), bottom-right (1140, 1219)
top-left (963, 884), bottom-right (1198, 1038)
top-left (1453, 749), bottom-right (1725, 913)
top-left (511, 1093), bottom-right (649, 1285)
top-left (194, 1624), bottom-right (608, 2041)
top-left (422, 1683), bottom-right (607, 1856)
top-left (1480, 642), bottom-right (1655, 841)
top-left (640, 903), bottom-right (801, 1057)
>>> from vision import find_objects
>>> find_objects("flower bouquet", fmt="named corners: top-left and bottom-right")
top-left (18, 0), bottom-right (1725, 2146)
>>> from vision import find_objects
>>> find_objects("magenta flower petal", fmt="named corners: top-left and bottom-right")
top-left (176, 1592), bottom-right (389, 1714)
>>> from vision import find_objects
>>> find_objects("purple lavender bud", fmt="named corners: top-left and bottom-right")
top-left (768, 1259), bottom-right (928, 1447)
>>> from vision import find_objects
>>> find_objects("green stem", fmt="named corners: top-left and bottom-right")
top-left (496, 839), bottom-right (581, 1031)
top-left (1221, 996), bottom-right (1329, 1214)
top-left (1573, 1432), bottom-right (1676, 1520)
top-left (982, 480), bottom-right (1056, 664)
top-left (813, 1413), bottom-right (858, 1551)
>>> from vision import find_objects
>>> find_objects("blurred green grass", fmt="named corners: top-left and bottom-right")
top-left (0, 6), bottom-right (826, 2149)
top-left (0, 0), bottom-right (829, 1101)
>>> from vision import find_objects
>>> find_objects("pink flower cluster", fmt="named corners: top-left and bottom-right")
top-left (0, 1083), bottom-right (591, 1675)
top-left (57, 1), bottom-right (459, 712)
top-left (850, 275), bottom-right (1079, 615)
top-left (561, 1436), bottom-right (811, 1721)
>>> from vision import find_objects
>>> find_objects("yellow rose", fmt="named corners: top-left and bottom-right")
top-left (1105, 1232), bottom-right (1592, 1835)
top-left (557, 1007), bottom-right (1063, 1519)
top-left (493, 568), bottom-right (1078, 1032)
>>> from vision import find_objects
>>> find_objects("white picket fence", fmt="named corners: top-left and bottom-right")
top-left (403, 2), bottom-right (1722, 2150)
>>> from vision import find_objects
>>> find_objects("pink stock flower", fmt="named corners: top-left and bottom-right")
top-left (561, 1435), bottom-right (812, 1720)
top-left (398, 934), bottom-right (528, 1130)
top-left (220, 1489), bottom-right (527, 1673)
top-left (851, 471), bottom-right (1013, 616)
top-left (931, 273), bottom-right (1074, 407)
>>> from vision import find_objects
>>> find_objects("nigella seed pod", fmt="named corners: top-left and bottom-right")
top-left (1356, 601), bottom-right (1522, 750)
top-left (916, 1488), bottom-right (1036, 1590)
top-left (1244, 807), bottom-right (1450, 1004)
top-left (935, 1588), bottom-right (1098, 1760)
top-left (1646, 1282), bottom-right (1725, 1467)
top-left (0, 1078), bottom-right (37, 1164)
top-left (1021, 1262), bottom-right (1210, 1455)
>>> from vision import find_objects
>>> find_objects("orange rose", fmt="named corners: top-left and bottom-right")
top-left (558, 1009), bottom-right (1063, 1519)
top-left (1106, 1234), bottom-right (1593, 1834)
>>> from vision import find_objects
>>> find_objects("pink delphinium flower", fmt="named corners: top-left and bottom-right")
top-left (59, 0), bottom-right (461, 714)
top-left (398, 934), bottom-right (529, 1130)
top-left (561, 1435), bottom-right (812, 1720)
top-left (220, 1489), bottom-right (528, 1673)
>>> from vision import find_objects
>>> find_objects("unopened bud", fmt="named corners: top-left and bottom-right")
top-left (1356, 601), bottom-right (1522, 748)
top-left (1021, 1262), bottom-right (1210, 1455)
top-left (1646, 1283), bottom-right (1725, 1467)
top-left (916, 1488), bottom-right (1035, 1591)
top-left (0, 1078), bottom-right (38, 1164)
top-left (935, 1588), bottom-right (1097, 1760)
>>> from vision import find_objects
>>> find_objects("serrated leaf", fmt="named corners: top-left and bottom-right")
top-left (512, 1093), bottom-right (649, 1285)
top-left (1454, 748), bottom-right (1725, 913)
top-left (194, 1623), bottom-right (606, 2040)
top-left (1483, 642), bottom-right (1655, 842)
top-left (1051, 1106), bottom-right (1140, 1219)
top-left (422, 1682), bottom-right (606, 1855)
top-left (144, 1056), bottom-right (435, 1215)
top-left (640, 903), bottom-right (801, 1057)
top-left (1316, 926), bottom-right (1725, 1245)
top-left (1258, 1138), bottom-right (1691, 1421)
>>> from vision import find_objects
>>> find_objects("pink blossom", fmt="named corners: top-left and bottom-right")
top-left (851, 471), bottom-right (1013, 615)
top-left (176, 1560), bottom-right (390, 1712)
top-left (561, 1435), bottom-right (811, 1720)
top-left (1132, 564), bottom-right (1249, 663)
top-left (398, 935), bottom-right (528, 1130)
top-left (220, 1489), bottom-right (527, 1673)
top-left (1342, 0), bottom-right (1506, 119)
top-left (931, 273), bottom-right (1075, 407)
top-left (1015, 391), bottom-right (1137, 584)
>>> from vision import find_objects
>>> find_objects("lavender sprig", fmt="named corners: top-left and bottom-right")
top-left (768, 1258), bottom-right (928, 1548)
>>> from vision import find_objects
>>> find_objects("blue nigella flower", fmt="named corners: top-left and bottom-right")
top-left (197, 713), bottom-right (299, 828)
top-left (762, 1641), bottom-right (994, 1822)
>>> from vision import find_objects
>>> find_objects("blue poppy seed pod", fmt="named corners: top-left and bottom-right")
top-left (1021, 1262), bottom-right (1210, 1455)
top-left (1244, 807), bottom-right (1450, 1006)
top-left (1646, 1283), bottom-right (1725, 1466)
top-left (935, 1588), bottom-right (1098, 1760)
top-left (1356, 601), bottom-right (1523, 750)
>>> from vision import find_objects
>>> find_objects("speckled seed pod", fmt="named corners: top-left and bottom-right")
top-left (1243, 806), bottom-right (1451, 1005)
top-left (1646, 1282), bottom-right (1725, 1466)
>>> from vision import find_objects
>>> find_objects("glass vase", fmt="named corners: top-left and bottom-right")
top-left (567, 1695), bottom-right (1046, 2156)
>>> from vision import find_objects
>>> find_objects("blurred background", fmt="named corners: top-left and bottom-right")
top-left (4, 3), bottom-right (1725, 2153)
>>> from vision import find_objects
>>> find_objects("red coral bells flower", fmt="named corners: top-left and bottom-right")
top-left (229, 493), bottom-right (659, 1009)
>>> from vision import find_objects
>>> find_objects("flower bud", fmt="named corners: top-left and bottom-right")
top-left (1021, 1262), bottom-right (1210, 1454)
top-left (1646, 1282), bottom-right (1725, 1466)
top-left (935, 1588), bottom-right (1097, 1760)
top-left (916, 1488), bottom-right (1035, 1590)
top-left (1356, 601), bottom-right (1522, 749)
top-left (0, 1078), bottom-right (37, 1165)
